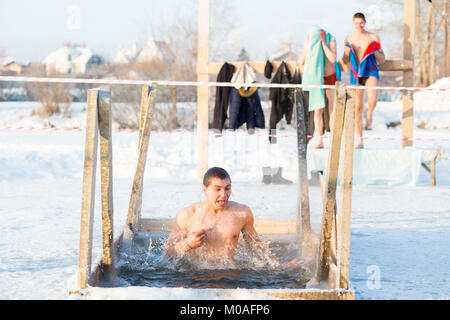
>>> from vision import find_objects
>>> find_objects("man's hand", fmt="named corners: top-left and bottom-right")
top-left (319, 29), bottom-right (326, 43)
top-left (285, 257), bottom-right (301, 268)
top-left (344, 45), bottom-right (350, 56)
top-left (185, 229), bottom-right (206, 250)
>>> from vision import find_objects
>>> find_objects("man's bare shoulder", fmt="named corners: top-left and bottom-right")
top-left (228, 201), bottom-right (251, 212)
top-left (365, 31), bottom-right (380, 42)
top-left (228, 201), bottom-right (253, 221)
top-left (176, 202), bottom-right (201, 225)
top-left (346, 33), bottom-right (357, 44)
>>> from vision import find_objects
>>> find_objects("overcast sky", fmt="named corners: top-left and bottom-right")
top-left (0, 0), bottom-right (400, 63)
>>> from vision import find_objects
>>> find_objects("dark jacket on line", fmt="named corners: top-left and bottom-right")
top-left (212, 62), bottom-right (235, 132)
top-left (267, 61), bottom-right (296, 131)
top-left (228, 87), bottom-right (265, 133)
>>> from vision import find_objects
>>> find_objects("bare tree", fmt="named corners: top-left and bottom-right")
top-left (362, 0), bottom-right (448, 86)
top-left (24, 63), bottom-right (72, 118)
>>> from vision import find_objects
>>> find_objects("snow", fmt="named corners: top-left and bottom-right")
top-left (0, 79), bottom-right (449, 300)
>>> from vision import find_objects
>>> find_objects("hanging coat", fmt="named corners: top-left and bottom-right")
top-left (227, 63), bottom-right (265, 133)
top-left (268, 61), bottom-right (294, 131)
top-left (212, 62), bottom-right (235, 132)
top-left (228, 87), bottom-right (265, 133)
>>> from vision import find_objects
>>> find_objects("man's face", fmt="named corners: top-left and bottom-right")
top-left (203, 177), bottom-right (232, 210)
top-left (353, 18), bottom-right (366, 32)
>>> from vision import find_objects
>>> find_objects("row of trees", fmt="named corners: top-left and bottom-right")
top-left (367, 0), bottom-right (448, 86)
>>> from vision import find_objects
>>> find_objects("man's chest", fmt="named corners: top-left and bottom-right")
top-left (350, 36), bottom-right (375, 59)
top-left (202, 215), bottom-right (245, 243)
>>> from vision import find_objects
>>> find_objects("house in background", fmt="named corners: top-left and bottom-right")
top-left (113, 44), bottom-right (138, 65)
top-left (43, 44), bottom-right (104, 75)
top-left (0, 56), bottom-right (28, 74)
top-left (268, 42), bottom-right (302, 62)
top-left (113, 38), bottom-right (171, 65)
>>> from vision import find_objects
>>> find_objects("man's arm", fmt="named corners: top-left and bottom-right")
top-left (241, 207), bottom-right (280, 265)
top-left (319, 30), bottom-right (336, 63)
top-left (165, 209), bottom-right (206, 256)
top-left (342, 36), bottom-right (351, 64)
top-left (165, 212), bottom-right (190, 256)
top-left (373, 35), bottom-right (385, 65)
top-left (298, 32), bottom-right (310, 68)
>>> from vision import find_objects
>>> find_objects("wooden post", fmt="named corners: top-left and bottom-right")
top-left (339, 88), bottom-right (356, 289)
top-left (124, 87), bottom-right (156, 240)
top-left (444, 0), bottom-right (448, 78)
top-left (295, 88), bottom-right (311, 243)
top-left (431, 153), bottom-right (437, 187)
top-left (97, 90), bottom-right (115, 282)
top-left (317, 82), bottom-right (346, 283)
top-left (402, 0), bottom-right (415, 148)
top-left (136, 86), bottom-right (151, 222)
top-left (171, 87), bottom-right (179, 129)
top-left (197, 0), bottom-right (209, 178)
top-left (77, 89), bottom-right (99, 289)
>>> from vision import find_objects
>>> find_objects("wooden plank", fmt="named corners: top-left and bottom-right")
top-left (338, 88), bottom-right (356, 289)
top-left (259, 289), bottom-right (354, 300)
top-left (295, 88), bottom-right (311, 243)
top-left (207, 61), bottom-right (298, 75)
top-left (444, 0), bottom-right (448, 77)
top-left (138, 218), bottom-right (297, 234)
top-left (197, 73), bottom-right (209, 179)
top-left (196, 0), bottom-right (209, 178)
top-left (77, 89), bottom-right (99, 289)
top-left (379, 59), bottom-right (413, 71)
top-left (136, 86), bottom-right (151, 224)
top-left (71, 283), bottom-right (354, 300)
top-left (431, 155), bottom-right (437, 187)
top-left (197, 0), bottom-right (209, 75)
top-left (402, 0), bottom-right (415, 148)
top-left (97, 90), bottom-right (115, 282)
top-left (338, 59), bottom-right (412, 73)
top-left (317, 81), bottom-right (347, 283)
top-left (209, 59), bottom-right (412, 76)
top-left (123, 88), bottom-right (156, 239)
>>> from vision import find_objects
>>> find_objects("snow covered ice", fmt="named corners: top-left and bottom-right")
top-left (0, 79), bottom-right (449, 299)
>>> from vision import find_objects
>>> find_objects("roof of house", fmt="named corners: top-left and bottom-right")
top-left (269, 43), bottom-right (302, 62)
top-left (113, 38), bottom-right (171, 64)
top-left (43, 45), bottom-right (102, 65)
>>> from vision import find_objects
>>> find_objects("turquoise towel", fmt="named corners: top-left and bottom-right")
top-left (302, 26), bottom-right (336, 111)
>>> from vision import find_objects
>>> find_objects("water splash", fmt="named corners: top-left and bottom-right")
top-left (114, 232), bottom-right (314, 289)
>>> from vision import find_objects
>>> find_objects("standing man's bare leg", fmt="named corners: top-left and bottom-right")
top-left (364, 76), bottom-right (378, 130)
top-left (355, 86), bottom-right (365, 148)
top-left (325, 88), bottom-right (335, 130)
top-left (313, 108), bottom-right (324, 149)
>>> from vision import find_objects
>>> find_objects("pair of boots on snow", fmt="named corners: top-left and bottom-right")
top-left (262, 167), bottom-right (292, 184)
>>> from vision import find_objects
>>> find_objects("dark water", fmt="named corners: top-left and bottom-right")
top-left (112, 232), bottom-right (313, 289)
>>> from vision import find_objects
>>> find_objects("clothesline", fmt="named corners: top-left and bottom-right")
top-left (0, 76), bottom-right (448, 91)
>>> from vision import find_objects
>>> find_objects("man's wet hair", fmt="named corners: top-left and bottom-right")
top-left (353, 12), bottom-right (366, 22)
top-left (203, 167), bottom-right (231, 187)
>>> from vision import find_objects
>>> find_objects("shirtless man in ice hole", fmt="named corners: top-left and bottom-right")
top-left (165, 167), bottom-right (299, 268)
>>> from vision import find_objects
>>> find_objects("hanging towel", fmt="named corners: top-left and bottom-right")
top-left (346, 41), bottom-right (381, 85)
top-left (301, 26), bottom-right (336, 111)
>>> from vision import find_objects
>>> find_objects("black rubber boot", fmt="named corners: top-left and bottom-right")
top-left (262, 166), bottom-right (272, 184)
top-left (271, 167), bottom-right (293, 184)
